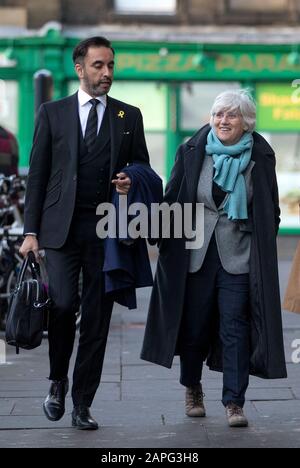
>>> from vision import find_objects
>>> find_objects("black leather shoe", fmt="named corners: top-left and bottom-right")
top-left (72, 406), bottom-right (99, 430)
top-left (43, 377), bottom-right (69, 421)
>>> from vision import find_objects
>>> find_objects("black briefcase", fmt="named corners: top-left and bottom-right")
top-left (5, 251), bottom-right (51, 353)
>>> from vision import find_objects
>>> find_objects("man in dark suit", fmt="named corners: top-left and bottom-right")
top-left (20, 36), bottom-right (149, 430)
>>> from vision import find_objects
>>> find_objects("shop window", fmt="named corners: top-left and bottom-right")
top-left (0, 80), bottom-right (18, 135)
top-left (263, 133), bottom-right (300, 229)
top-left (228, 0), bottom-right (286, 11)
top-left (181, 82), bottom-right (241, 131)
top-left (110, 81), bottom-right (167, 182)
top-left (227, 0), bottom-right (288, 13)
top-left (267, 133), bottom-right (300, 173)
top-left (114, 0), bottom-right (176, 14)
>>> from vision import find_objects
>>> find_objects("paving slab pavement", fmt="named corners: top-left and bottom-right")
top-left (0, 258), bottom-right (300, 448)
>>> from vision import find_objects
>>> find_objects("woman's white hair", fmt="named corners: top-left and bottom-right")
top-left (210, 89), bottom-right (256, 133)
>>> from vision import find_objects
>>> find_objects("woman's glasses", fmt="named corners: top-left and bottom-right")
top-left (213, 112), bottom-right (241, 121)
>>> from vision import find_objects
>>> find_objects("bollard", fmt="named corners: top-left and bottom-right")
top-left (33, 69), bottom-right (53, 117)
top-left (0, 339), bottom-right (6, 364)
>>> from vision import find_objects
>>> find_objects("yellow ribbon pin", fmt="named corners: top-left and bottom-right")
top-left (118, 111), bottom-right (125, 118)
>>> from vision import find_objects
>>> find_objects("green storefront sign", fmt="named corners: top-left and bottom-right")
top-left (115, 51), bottom-right (300, 80)
top-left (0, 32), bottom-right (300, 233)
top-left (257, 83), bottom-right (300, 131)
top-left (1, 33), bottom-right (300, 166)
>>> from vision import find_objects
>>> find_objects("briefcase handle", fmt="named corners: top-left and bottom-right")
top-left (16, 251), bottom-right (41, 286)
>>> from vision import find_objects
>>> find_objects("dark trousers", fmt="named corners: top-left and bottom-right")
top-left (179, 235), bottom-right (250, 408)
top-left (45, 213), bottom-right (113, 407)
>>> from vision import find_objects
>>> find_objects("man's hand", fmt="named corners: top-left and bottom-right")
top-left (111, 172), bottom-right (131, 195)
top-left (19, 235), bottom-right (40, 260)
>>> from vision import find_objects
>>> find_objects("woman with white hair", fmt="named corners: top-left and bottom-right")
top-left (141, 89), bottom-right (287, 427)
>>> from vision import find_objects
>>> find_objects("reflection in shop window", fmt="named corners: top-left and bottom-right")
top-left (144, 133), bottom-right (166, 186)
top-left (228, 0), bottom-right (285, 11)
top-left (262, 132), bottom-right (300, 229)
top-left (114, 0), bottom-right (176, 14)
top-left (110, 81), bottom-right (167, 184)
top-left (181, 82), bottom-right (241, 131)
top-left (0, 80), bottom-right (18, 134)
top-left (268, 134), bottom-right (300, 172)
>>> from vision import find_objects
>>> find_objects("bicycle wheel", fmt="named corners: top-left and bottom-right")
top-left (0, 299), bottom-right (8, 330)
top-left (0, 259), bottom-right (26, 330)
top-left (0, 267), bottom-right (16, 330)
top-left (6, 266), bottom-right (18, 298)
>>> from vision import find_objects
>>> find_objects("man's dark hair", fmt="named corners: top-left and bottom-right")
top-left (73, 36), bottom-right (115, 65)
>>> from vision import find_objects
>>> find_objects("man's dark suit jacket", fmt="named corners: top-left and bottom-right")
top-left (24, 93), bottom-right (150, 249)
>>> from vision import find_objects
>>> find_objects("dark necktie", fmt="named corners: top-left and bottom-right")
top-left (84, 98), bottom-right (99, 152)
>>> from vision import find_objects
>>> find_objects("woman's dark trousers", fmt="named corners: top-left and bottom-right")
top-left (179, 235), bottom-right (250, 408)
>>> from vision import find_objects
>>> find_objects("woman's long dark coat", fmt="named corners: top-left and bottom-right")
top-left (141, 125), bottom-right (287, 379)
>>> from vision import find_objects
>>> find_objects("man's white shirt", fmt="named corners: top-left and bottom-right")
top-left (78, 88), bottom-right (107, 137)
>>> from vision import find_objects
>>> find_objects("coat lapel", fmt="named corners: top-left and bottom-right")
top-left (61, 93), bottom-right (79, 168)
top-left (184, 125), bottom-right (210, 203)
top-left (108, 96), bottom-right (125, 179)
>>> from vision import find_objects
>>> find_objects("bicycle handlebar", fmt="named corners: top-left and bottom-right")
top-left (0, 227), bottom-right (24, 237)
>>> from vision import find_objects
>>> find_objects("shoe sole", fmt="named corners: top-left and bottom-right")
top-left (229, 421), bottom-right (248, 428)
top-left (186, 412), bottom-right (206, 418)
top-left (72, 420), bottom-right (99, 430)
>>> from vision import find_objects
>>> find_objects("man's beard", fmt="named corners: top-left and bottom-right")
top-left (83, 77), bottom-right (110, 97)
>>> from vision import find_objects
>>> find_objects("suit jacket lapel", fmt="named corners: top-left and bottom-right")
top-left (61, 93), bottom-right (79, 168)
top-left (108, 96), bottom-right (125, 179)
top-left (184, 125), bottom-right (210, 203)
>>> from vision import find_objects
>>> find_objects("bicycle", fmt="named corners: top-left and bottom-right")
top-left (0, 226), bottom-right (24, 330)
top-left (0, 174), bottom-right (26, 330)
top-left (0, 174), bottom-right (25, 228)
top-left (0, 175), bottom-right (82, 330)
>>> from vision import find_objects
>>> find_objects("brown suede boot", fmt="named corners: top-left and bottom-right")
top-left (185, 383), bottom-right (206, 417)
top-left (226, 402), bottom-right (248, 427)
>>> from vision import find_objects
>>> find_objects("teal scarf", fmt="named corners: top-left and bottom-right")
top-left (205, 128), bottom-right (254, 220)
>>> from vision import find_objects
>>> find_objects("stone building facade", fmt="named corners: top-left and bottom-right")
top-left (1, 0), bottom-right (300, 28)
